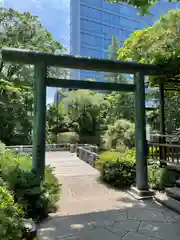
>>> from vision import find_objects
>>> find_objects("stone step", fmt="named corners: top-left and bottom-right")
top-left (154, 192), bottom-right (180, 214)
top-left (166, 187), bottom-right (180, 201)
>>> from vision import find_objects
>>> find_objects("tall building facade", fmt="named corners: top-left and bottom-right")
top-left (70, 0), bottom-right (180, 81)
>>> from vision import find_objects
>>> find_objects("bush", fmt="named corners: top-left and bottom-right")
top-left (97, 148), bottom-right (180, 190)
top-left (57, 132), bottom-right (79, 144)
top-left (0, 150), bottom-right (61, 222)
top-left (148, 165), bottom-right (180, 190)
top-left (43, 166), bottom-right (61, 213)
top-left (103, 119), bottom-right (135, 150)
top-left (95, 151), bottom-right (120, 170)
top-left (0, 186), bottom-right (24, 240)
top-left (13, 167), bottom-right (61, 222)
top-left (98, 149), bottom-right (136, 188)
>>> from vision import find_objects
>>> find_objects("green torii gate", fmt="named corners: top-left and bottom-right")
top-left (2, 48), bottom-right (164, 199)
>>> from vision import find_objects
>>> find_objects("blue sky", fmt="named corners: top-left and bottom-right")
top-left (3, 0), bottom-right (70, 104)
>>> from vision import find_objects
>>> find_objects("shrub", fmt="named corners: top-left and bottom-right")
top-left (148, 165), bottom-right (180, 190)
top-left (99, 149), bottom-right (136, 188)
top-left (57, 132), bottom-right (79, 144)
top-left (12, 167), bottom-right (61, 222)
top-left (0, 186), bottom-right (24, 240)
top-left (43, 166), bottom-right (61, 213)
top-left (103, 119), bottom-right (135, 150)
top-left (0, 150), bottom-right (61, 222)
top-left (95, 151), bottom-right (120, 170)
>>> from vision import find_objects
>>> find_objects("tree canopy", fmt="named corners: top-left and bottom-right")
top-left (0, 7), bottom-right (66, 145)
top-left (108, 0), bottom-right (180, 15)
top-left (117, 9), bottom-right (180, 133)
top-left (118, 10), bottom-right (180, 87)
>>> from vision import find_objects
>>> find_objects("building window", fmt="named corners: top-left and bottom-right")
top-left (81, 19), bottom-right (102, 34)
top-left (81, 0), bottom-right (101, 7)
top-left (104, 39), bottom-right (111, 50)
top-left (120, 5), bottom-right (137, 17)
top-left (80, 5), bottom-right (101, 21)
top-left (103, 12), bottom-right (111, 24)
top-left (94, 36), bottom-right (101, 47)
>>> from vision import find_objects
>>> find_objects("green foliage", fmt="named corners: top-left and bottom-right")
top-left (102, 92), bottom-right (134, 124)
top-left (119, 10), bottom-right (180, 86)
top-left (98, 148), bottom-right (136, 188)
top-left (118, 9), bottom-right (180, 132)
top-left (46, 102), bottom-right (70, 137)
top-left (0, 7), bottom-right (66, 145)
top-left (101, 159), bottom-right (136, 188)
top-left (0, 186), bottom-right (24, 240)
top-left (43, 166), bottom-right (61, 213)
top-left (149, 146), bottom-right (159, 155)
top-left (62, 90), bottom-right (105, 144)
top-left (103, 119), bottom-right (135, 150)
top-left (57, 132), bottom-right (79, 144)
top-left (0, 150), bottom-right (61, 222)
top-left (13, 168), bottom-right (61, 222)
top-left (148, 165), bottom-right (180, 190)
top-left (95, 151), bottom-right (120, 170)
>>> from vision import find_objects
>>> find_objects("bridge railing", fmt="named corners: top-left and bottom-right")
top-left (76, 145), bottom-right (99, 167)
top-left (5, 143), bottom-right (70, 154)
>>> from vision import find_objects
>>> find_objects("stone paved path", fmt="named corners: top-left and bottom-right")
top-left (38, 151), bottom-right (180, 240)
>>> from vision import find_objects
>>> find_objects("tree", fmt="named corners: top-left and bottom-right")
top-left (118, 9), bottom-right (180, 132)
top-left (0, 7), bottom-right (66, 145)
top-left (46, 103), bottom-right (70, 135)
top-left (102, 92), bottom-right (134, 125)
top-left (0, 78), bottom-right (33, 144)
top-left (118, 10), bottom-right (180, 86)
top-left (62, 90), bottom-right (105, 144)
top-left (107, 0), bottom-right (180, 15)
top-left (103, 119), bottom-right (135, 150)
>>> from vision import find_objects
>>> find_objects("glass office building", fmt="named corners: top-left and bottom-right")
top-left (70, 0), bottom-right (180, 81)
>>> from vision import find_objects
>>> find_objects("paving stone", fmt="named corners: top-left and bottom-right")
top-left (127, 209), bottom-right (166, 222)
top-left (105, 226), bottom-right (127, 237)
top-left (38, 151), bottom-right (180, 240)
top-left (122, 232), bottom-right (160, 240)
top-left (56, 234), bottom-right (78, 239)
top-left (90, 219), bottom-right (115, 228)
top-left (108, 211), bottom-right (127, 222)
top-left (111, 219), bottom-right (141, 232)
top-left (138, 221), bottom-right (180, 240)
top-left (78, 228), bottom-right (121, 240)
top-left (38, 215), bottom-right (94, 239)
top-left (161, 209), bottom-right (180, 223)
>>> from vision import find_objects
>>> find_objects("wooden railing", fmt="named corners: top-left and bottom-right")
top-left (148, 134), bottom-right (180, 168)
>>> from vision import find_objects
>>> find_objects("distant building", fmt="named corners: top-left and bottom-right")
top-left (54, 90), bottom-right (62, 105)
top-left (70, 0), bottom-right (180, 81)
top-left (53, 88), bottom-right (77, 105)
